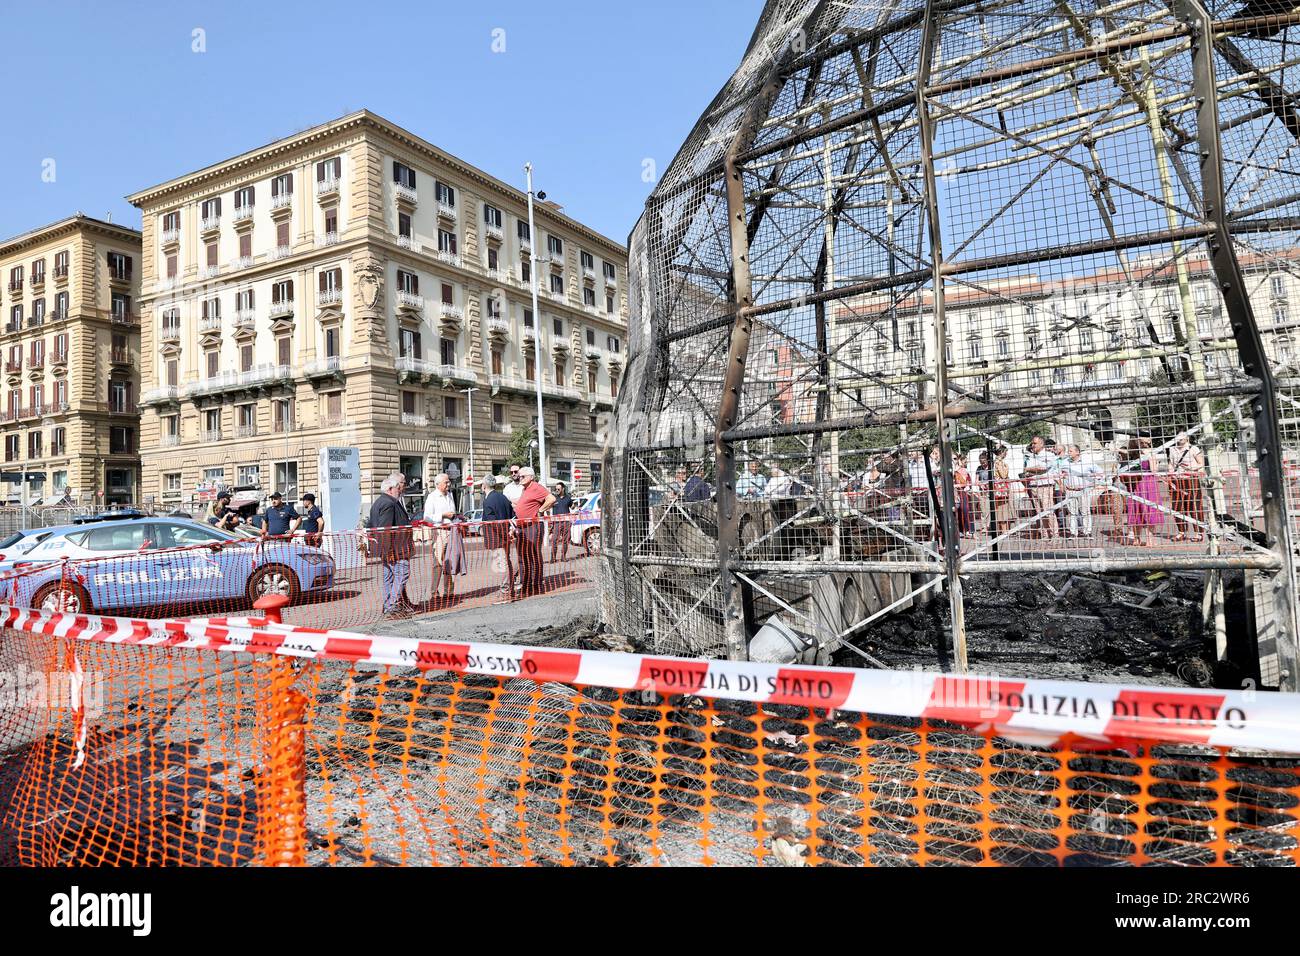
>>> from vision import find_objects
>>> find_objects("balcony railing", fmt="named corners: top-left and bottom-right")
top-left (435, 250), bottom-right (461, 268)
top-left (50, 350), bottom-right (68, 366)
top-left (305, 356), bottom-right (342, 377)
top-left (433, 364), bottom-right (478, 385)
top-left (160, 228), bottom-right (181, 246)
top-left (28, 356), bottom-right (44, 370)
top-left (400, 412), bottom-right (428, 427)
top-left (483, 223), bottom-right (503, 242)
top-left (519, 237), bottom-right (532, 253)
top-left (394, 183), bottom-right (418, 205)
top-left (397, 291), bottom-right (424, 312)
top-left (161, 434), bottom-right (181, 448)
top-left (199, 314), bottom-right (221, 333)
top-left (200, 216), bottom-right (221, 233)
top-left (238, 364), bottom-right (292, 388)
top-left (202, 265), bottom-right (220, 279)
top-left (232, 313), bottom-right (256, 334)
top-left (395, 356), bottom-right (435, 378)
top-left (315, 176), bottom-right (340, 197)
top-left (270, 245), bottom-right (293, 260)
top-left (141, 386), bottom-right (179, 404)
top-left (270, 193), bottom-right (293, 211)
top-left (489, 374), bottom-right (536, 394)
top-left (30, 272), bottom-right (46, 287)
top-left (317, 289), bottom-right (342, 308)
top-left (441, 416), bottom-right (467, 430)
top-left (230, 256), bottom-right (253, 271)
top-left (491, 421), bottom-right (513, 434)
top-left (319, 413), bottom-right (350, 429)
top-left (437, 201), bottom-right (457, 222)
top-left (110, 348), bottom-right (133, 365)
top-left (49, 309), bottom-right (67, 323)
top-left (522, 326), bottom-right (538, 343)
top-left (582, 266), bottom-right (596, 281)
top-left (585, 346), bottom-right (603, 361)
top-left (108, 400), bottom-right (137, 415)
top-left (269, 300), bottom-right (295, 319)
top-left (236, 424), bottom-right (258, 438)
top-left (232, 205), bottom-right (254, 223)
top-left (4, 361), bottom-right (21, 374)
top-left (7, 281), bottom-right (22, 293)
top-left (396, 235), bottom-right (422, 253)
top-left (487, 317), bottom-right (510, 337)
top-left (202, 429), bottom-right (223, 442)
top-left (160, 323), bottom-right (182, 342)
top-left (26, 316), bottom-right (44, 329)
top-left (272, 419), bottom-right (297, 434)
top-left (315, 232), bottom-right (340, 247)
top-left (53, 266), bottom-right (68, 281)
top-left (439, 302), bottom-right (463, 323)
top-left (547, 288), bottom-right (568, 304)
top-left (604, 272), bottom-right (617, 287)
top-left (185, 371), bottom-right (240, 397)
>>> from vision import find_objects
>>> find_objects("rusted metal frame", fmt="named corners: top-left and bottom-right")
top-left (915, 0), bottom-right (968, 673)
top-left (1173, 0), bottom-right (1300, 690)
top-left (741, 224), bottom-right (1215, 321)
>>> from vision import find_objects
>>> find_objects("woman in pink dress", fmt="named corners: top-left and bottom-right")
top-left (1123, 437), bottom-right (1162, 546)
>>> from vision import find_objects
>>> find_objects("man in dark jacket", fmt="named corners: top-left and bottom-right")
top-left (549, 481), bottom-right (574, 561)
top-left (369, 471), bottom-right (415, 616)
top-left (480, 474), bottom-right (516, 599)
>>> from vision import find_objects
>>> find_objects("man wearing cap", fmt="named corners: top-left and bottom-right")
top-left (262, 492), bottom-right (299, 539)
top-left (480, 474), bottom-right (517, 599)
top-left (513, 467), bottom-right (555, 596)
top-left (207, 492), bottom-right (241, 531)
top-left (297, 493), bottom-right (325, 547)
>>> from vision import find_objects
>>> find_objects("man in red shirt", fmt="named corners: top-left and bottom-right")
top-left (513, 467), bottom-right (556, 596)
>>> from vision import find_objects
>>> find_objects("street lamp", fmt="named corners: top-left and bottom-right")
top-left (462, 385), bottom-right (478, 511)
top-left (529, 438), bottom-right (539, 472)
top-left (524, 162), bottom-right (549, 483)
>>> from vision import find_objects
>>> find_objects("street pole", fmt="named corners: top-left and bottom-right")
top-left (524, 162), bottom-right (549, 484)
top-left (463, 385), bottom-right (477, 511)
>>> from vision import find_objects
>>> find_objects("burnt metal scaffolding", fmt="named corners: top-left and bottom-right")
top-left (603, 0), bottom-right (1300, 690)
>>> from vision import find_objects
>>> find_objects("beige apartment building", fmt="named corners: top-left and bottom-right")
top-left (0, 215), bottom-right (142, 506)
top-left (128, 110), bottom-right (627, 514)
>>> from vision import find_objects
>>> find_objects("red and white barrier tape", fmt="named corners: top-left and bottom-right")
top-left (4, 603), bottom-right (1298, 753)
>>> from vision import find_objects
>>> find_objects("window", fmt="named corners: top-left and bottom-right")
top-left (586, 329), bottom-right (596, 346)
top-left (272, 279), bottom-right (293, 305)
top-left (555, 360), bottom-right (566, 387)
top-left (398, 212), bottom-right (412, 239)
top-left (237, 404), bottom-right (256, 434)
top-left (324, 392), bottom-right (344, 423)
top-left (109, 426), bottom-right (134, 454)
top-left (493, 403), bottom-right (505, 426)
top-left (108, 380), bottom-right (130, 413)
top-left (324, 208), bottom-right (338, 235)
top-left (107, 252), bottom-right (132, 281)
top-left (399, 328), bottom-right (421, 358)
top-left (581, 251), bottom-right (594, 271)
top-left (271, 173), bottom-right (293, 198)
top-left (484, 204), bottom-right (502, 228)
top-left (54, 334), bottom-right (68, 362)
top-left (583, 287), bottom-right (596, 307)
top-left (31, 299), bottom-right (44, 325)
top-left (54, 292), bottom-right (68, 318)
top-left (166, 254), bottom-right (177, 279)
top-left (397, 270), bottom-right (419, 295)
top-left (435, 181), bottom-right (456, 206)
top-left (277, 337), bottom-right (291, 366)
top-left (553, 317), bottom-right (564, 336)
top-left (162, 415), bottom-right (178, 441)
top-left (317, 157), bottom-right (342, 182)
top-left (27, 432), bottom-right (42, 459)
top-left (27, 384), bottom-right (42, 412)
top-left (319, 268), bottom-right (343, 294)
top-left (31, 258), bottom-right (45, 283)
top-left (325, 326), bottom-right (340, 359)
top-left (240, 344), bottom-right (253, 372)
top-left (438, 229), bottom-right (458, 255)
top-left (490, 350), bottom-right (504, 376)
top-left (1272, 274), bottom-right (1287, 298)
top-left (486, 247), bottom-right (498, 271)
top-left (51, 428), bottom-right (66, 456)
top-left (523, 309), bottom-right (534, 328)
top-left (521, 259), bottom-right (531, 283)
top-left (111, 293), bottom-right (131, 320)
top-left (202, 297), bottom-right (220, 320)
top-left (548, 235), bottom-right (564, 257)
top-left (161, 211), bottom-right (180, 233)
top-left (238, 464), bottom-right (261, 487)
top-left (206, 350), bottom-right (219, 378)
top-left (165, 360), bottom-right (178, 387)
top-left (3, 436), bottom-right (16, 462)
top-left (393, 162), bottom-right (416, 190)
top-left (236, 288), bottom-right (254, 312)
top-left (54, 250), bottom-right (69, 276)
top-left (8, 265), bottom-right (21, 288)
top-left (607, 336), bottom-right (621, 353)
top-left (82, 524), bottom-right (147, 552)
top-left (273, 399), bottom-right (294, 432)
top-left (206, 242), bottom-right (218, 268)
top-left (588, 370), bottom-right (597, 392)
top-left (163, 473), bottom-right (182, 496)
top-left (440, 338), bottom-right (456, 365)
top-left (276, 221), bottom-right (290, 249)
top-left (611, 370), bottom-right (619, 398)
top-left (557, 411), bottom-right (568, 433)
top-left (517, 220), bottom-right (531, 242)
top-left (201, 197), bottom-right (222, 220)
top-left (203, 466), bottom-right (225, 485)
top-left (550, 273), bottom-right (564, 294)
top-left (443, 396), bottom-right (459, 422)
top-left (401, 391), bottom-right (417, 415)
top-left (234, 186), bottom-right (255, 210)
top-left (603, 261), bottom-right (616, 281)
top-left (239, 232), bottom-right (252, 259)
top-left (29, 340), bottom-right (43, 365)
top-left (525, 355), bottom-right (536, 381)
top-left (274, 461), bottom-right (299, 499)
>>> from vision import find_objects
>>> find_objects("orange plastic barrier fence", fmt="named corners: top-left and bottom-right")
top-left (0, 518), bottom-right (597, 632)
top-left (2, 611), bottom-right (1297, 867)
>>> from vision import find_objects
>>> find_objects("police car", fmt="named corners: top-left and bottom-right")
top-left (569, 492), bottom-right (602, 555)
top-left (4, 514), bottom-right (336, 615)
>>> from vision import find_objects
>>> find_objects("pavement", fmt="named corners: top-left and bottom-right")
top-left (368, 585), bottom-right (597, 644)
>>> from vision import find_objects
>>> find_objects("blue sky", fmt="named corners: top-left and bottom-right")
top-left (0, 0), bottom-right (764, 245)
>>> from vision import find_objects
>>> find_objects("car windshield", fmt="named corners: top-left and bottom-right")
top-left (0, 532), bottom-right (29, 549)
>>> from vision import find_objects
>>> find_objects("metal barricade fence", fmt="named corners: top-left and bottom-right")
top-left (0, 518), bottom-right (598, 633)
top-left (1, 602), bottom-right (1297, 867)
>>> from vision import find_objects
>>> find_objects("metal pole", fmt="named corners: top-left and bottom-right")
top-left (463, 385), bottom-right (477, 511)
top-left (524, 162), bottom-right (549, 484)
top-left (916, 0), bottom-right (969, 673)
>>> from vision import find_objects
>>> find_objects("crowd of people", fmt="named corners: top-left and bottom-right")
top-left (667, 430), bottom-right (1210, 547)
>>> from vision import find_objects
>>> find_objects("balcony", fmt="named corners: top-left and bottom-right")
top-left (441, 416), bottom-right (467, 430)
top-left (238, 364), bottom-right (293, 388)
top-left (202, 265), bottom-right (220, 279)
top-left (396, 291), bottom-right (424, 314)
top-left (270, 245), bottom-right (293, 261)
top-left (230, 256), bottom-right (253, 271)
top-left (396, 234), bottom-right (422, 253)
top-left (270, 193), bottom-right (293, 212)
top-left (489, 374), bottom-right (536, 395)
top-left (202, 429), bottom-right (223, 443)
top-left (236, 424), bottom-right (258, 438)
top-left (519, 237), bottom-right (532, 253)
top-left (48, 310), bottom-right (67, 325)
top-left (305, 356), bottom-right (343, 380)
top-left (317, 288), bottom-right (342, 308)
top-left (110, 348), bottom-right (133, 366)
top-left (200, 215), bottom-right (221, 235)
top-left (433, 364), bottom-right (478, 386)
top-left (315, 176), bottom-right (340, 199)
top-left (483, 223), bottom-right (503, 242)
top-left (41, 401), bottom-right (69, 418)
top-left (7, 281), bottom-right (22, 294)
top-left (30, 272), bottom-right (46, 289)
top-left (108, 400), bottom-right (137, 415)
top-left (269, 299), bottom-right (295, 320)
top-left (604, 272), bottom-right (617, 288)
top-left (543, 383), bottom-right (584, 403)
top-left (394, 183), bottom-right (418, 206)
top-left (582, 265), bottom-right (596, 282)
top-left (315, 232), bottom-right (340, 248)
top-left (26, 315), bottom-right (44, 329)
top-left (160, 228), bottom-right (181, 246)
top-left (437, 200), bottom-right (458, 223)
top-left (141, 386), bottom-right (180, 405)
top-left (53, 266), bottom-right (68, 282)
top-left (232, 205), bottom-right (254, 224)
top-left (5, 361), bottom-right (21, 375)
top-left (232, 310), bottom-right (256, 332)
top-left (199, 314), bottom-right (221, 334)
top-left (400, 412), bottom-right (428, 427)
top-left (487, 316), bottom-right (510, 339)
top-left (50, 350), bottom-right (68, 367)
top-left (28, 355), bottom-right (44, 370)
top-left (272, 419), bottom-right (297, 434)
top-left (319, 413), bottom-right (350, 429)
top-left (2, 323), bottom-right (16, 334)
top-left (585, 346), bottom-right (603, 362)
top-left (491, 421), bottom-right (513, 434)
top-left (161, 434), bottom-right (181, 448)
top-left (438, 302), bottom-right (463, 324)
top-left (160, 322), bottom-right (182, 344)
top-left (435, 250), bottom-right (461, 268)
top-left (521, 326), bottom-right (538, 347)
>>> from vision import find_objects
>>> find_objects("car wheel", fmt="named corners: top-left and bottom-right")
top-left (247, 564), bottom-right (301, 606)
top-left (33, 582), bottom-right (91, 615)
top-left (584, 527), bottom-right (602, 556)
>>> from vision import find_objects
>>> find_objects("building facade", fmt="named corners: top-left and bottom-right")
top-left (0, 215), bottom-right (142, 505)
top-left (128, 111), bottom-right (627, 514)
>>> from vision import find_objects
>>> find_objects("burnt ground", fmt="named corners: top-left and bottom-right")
top-left (835, 570), bottom-right (1250, 689)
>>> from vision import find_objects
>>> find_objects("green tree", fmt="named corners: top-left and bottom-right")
top-left (507, 425), bottom-right (538, 471)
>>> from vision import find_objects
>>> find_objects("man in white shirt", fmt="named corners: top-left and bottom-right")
top-left (422, 472), bottom-right (457, 602)
top-left (503, 463), bottom-right (524, 505)
top-left (765, 466), bottom-right (794, 498)
top-left (1061, 445), bottom-right (1103, 537)
top-left (1022, 435), bottom-right (1060, 539)
top-left (1169, 432), bottom-right (1206, 541)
